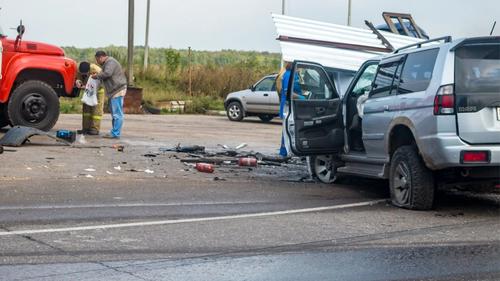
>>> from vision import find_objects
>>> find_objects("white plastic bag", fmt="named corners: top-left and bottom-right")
top-left (81, 77), bottom-right (99, 106)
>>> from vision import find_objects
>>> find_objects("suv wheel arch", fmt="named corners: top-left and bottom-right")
top-left (388, 124), bottom-right (417, 157)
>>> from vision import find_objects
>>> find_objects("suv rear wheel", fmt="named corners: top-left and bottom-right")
top-left (227, 101), bottom-right (244, 122)
top-left (390, 145), bottom-right (435, 210)
top-left (7, 81), bottom-right (60, 131)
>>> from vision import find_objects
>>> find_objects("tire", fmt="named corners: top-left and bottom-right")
top-left (390, 145), bottom-right (435, 210)
top-left (258, 114), bottom-right (274, 123)
top-left (226, 101), bottom-right (244, 122)
top-left (7, 81), bottom-right (60, 131)
top-left (0, 104), bottom-right (9, 128)
top-left (307, 155), bottom-right (339, 184)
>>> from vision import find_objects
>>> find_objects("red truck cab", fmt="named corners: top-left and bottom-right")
top-left (0, 23), bottom-right (77, 131)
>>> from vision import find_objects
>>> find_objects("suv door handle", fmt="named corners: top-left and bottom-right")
top-left (316, 107), bottom-right (326, 115)
top-left (263, 93), bottom-right (269, 97)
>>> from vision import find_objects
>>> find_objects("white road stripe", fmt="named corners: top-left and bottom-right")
top-left (0, 201), bottom-right (270, 211)
top-left (0, 200), bottom-right (386, 237)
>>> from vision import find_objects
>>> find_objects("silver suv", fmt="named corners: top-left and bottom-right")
top-left (224, 74), bottom-right (279, 122)
top-left (284, 36), bottom-right (500, 210)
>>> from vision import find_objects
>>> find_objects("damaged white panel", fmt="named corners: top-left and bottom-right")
top-left (280, 41), bottom-right (378, 72)
top-left (272, 14), bottom-right (425, 71)
top-left (274, 14), bottom-right (385, 49)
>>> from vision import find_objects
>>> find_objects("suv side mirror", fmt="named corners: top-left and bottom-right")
top-left (249, 85), bottom-right (255, 91)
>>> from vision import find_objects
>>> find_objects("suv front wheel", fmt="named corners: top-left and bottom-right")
top-left (390, 145), bottom-right (435, 210)
top-left (226, 101), bottom-right (244, 122)
top-left (308, 155), bottom-right (339, 184)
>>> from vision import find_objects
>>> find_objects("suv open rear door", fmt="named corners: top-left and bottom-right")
top-left (285, 61), bottom-right (344, 156)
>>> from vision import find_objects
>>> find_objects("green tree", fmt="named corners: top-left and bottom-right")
top-left (164, 49), bottom-right (181, 74)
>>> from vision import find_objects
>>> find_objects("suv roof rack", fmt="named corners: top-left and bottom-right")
top-left (394, 36), bottom-right (452, 53)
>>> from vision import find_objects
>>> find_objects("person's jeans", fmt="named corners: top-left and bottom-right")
top-left (109, 96), bottom-right (124, 137)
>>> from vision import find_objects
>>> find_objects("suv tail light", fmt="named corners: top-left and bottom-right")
top-left (461, 151), bottom-right (490, 164)
top-left (434, 84), bottom-right (455, 115)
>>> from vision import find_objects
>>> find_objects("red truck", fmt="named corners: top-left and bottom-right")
top-left (0, 23), bottom-right (77, 131)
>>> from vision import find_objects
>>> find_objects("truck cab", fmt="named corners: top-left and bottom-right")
top-left (0, 23), bottom-right (78, 131)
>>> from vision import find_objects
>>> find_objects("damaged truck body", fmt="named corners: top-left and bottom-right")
top-left (0, 22), bottom-right (78, 131)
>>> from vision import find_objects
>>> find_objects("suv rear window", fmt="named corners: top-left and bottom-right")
top-left (455, 44), bottom-right (500, 93)
top-left (398, 48), bottom-right (439, 94)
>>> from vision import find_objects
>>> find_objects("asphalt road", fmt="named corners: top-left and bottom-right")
top-left (0, 115), bottom-right (499, 281)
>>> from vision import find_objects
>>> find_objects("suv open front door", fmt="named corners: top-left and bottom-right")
top-left (285, 61), bottom-right (344, 156)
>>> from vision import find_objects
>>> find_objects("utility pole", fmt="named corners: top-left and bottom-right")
top-left (347, 0), bottom-right (352, 26)
top-left (127, 0), bottom-right (135, 86)
top-left (188, 47), bottom-right (192, 96)
top-left (143, 0), bottom-right (151, 70)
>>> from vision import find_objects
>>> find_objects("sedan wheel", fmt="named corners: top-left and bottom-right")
top-left (227, 102), bottom-right (244, 121)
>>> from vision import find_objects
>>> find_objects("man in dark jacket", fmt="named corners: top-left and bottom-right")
top-left (92, 51), bottom-right (127, 139)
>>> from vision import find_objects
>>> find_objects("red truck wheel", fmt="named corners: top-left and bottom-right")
top-left (7, 80), bottom-right (60, 131)
top-left (0, 104), bottom-right (9, 128)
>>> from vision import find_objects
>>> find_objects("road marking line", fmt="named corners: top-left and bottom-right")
top-left (0, 200), bottom-right (386, 237)
top-left (0, 201), bottom-right (270, 211)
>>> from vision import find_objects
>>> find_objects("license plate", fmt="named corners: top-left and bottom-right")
top-left (497, 107), bottom-right (500, 121)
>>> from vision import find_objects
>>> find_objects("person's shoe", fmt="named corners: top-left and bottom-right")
top-left (103, 133), bottom-right (120, 139)
top-left (87, 129), bottom-right (100, 136)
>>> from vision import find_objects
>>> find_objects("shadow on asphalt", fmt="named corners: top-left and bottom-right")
top-left (239, 119), bottom-right (282, 126)
top-left (331, 177), bottom-right (499, 213)
top-left (434, 191), bottom-right (500, 212)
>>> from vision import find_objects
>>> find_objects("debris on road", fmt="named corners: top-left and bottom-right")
top-left (160, 144), bottom-right (205, 153)
top-left (112, 144), bottom-right (125, 152)
top-left (0, 126), bottom-right (70, 147)
top-left (181, 157), bottom-right (237, 165)
top-left (195, 163), bottom-right (215, 173)
top-left (158, 143), bottom-right (309, 181)
top-left (56, 130), bottom-right (77, 143)
top-left (235, 143), bottom-right (247, 150)
top-left (238, 157), bottom-right (257, 167)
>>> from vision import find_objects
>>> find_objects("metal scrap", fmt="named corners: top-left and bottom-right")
top-left (0, 126), bottom-right (70, 147)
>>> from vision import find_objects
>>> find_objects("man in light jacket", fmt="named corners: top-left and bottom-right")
top-left (92, 50), bottom-right (127, 139)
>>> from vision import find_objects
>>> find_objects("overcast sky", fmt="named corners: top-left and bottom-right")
top-left (0, 0), bottom-right (498, 51)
